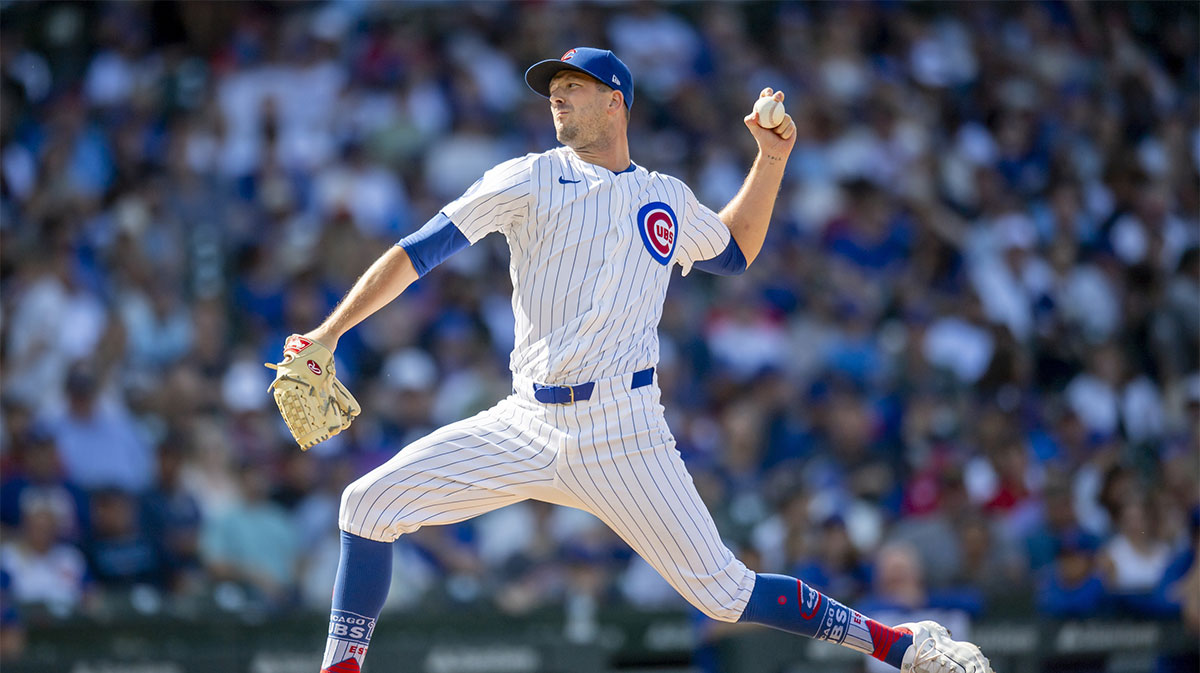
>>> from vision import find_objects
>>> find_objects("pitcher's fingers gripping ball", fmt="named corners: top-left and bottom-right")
top-left (753, 95), bottom-right (785, 128)
top-left (266, 334), bottom-right (361, 450)
top-left (748, 88), bottom-right (795, 140)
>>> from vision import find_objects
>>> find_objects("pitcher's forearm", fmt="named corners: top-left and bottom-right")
top-left (309, 245), bottom-right (419, 347)
top-left (719, 152), bottom-right (788, 266)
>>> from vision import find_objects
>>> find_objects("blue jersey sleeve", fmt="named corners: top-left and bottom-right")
top-left (396, 213), bottom-right (470, 278)
top-left (692, 237), bottom-right (747, 276)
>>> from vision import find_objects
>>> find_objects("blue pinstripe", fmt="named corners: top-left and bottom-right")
top-left (637, 399), bottom-right (746, 589)
top-left (348, 419), bottom-right (520, 529)
top-left (394, 453), bottom-right (557, 519)
top-left (600, 394), bottom-right (716, 607)
top-left (561, 396), bottom-right (720, 613)
top-left (615, 393), bottom-right (734, 606)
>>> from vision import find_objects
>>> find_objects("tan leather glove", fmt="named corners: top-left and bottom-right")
top-left (265, 335), bottom-right (361, 451)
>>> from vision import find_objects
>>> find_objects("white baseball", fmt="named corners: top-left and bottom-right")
top-left (753, 96), bottom-right (785, 129)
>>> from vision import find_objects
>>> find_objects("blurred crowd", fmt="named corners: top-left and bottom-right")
top-left (1, 0), bottom-right (1198, 659)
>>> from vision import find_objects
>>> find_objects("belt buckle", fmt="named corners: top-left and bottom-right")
top-left (564, 386), bottom-right (575, 406)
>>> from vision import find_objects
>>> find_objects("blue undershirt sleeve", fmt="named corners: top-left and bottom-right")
top-left (396, 212), bottom-right (470, 278)
top-left (692, 236), bottom-right (748, 276)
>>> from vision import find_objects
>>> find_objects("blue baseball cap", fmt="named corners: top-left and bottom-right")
top-left (525, 48), bottom-right (634, 109)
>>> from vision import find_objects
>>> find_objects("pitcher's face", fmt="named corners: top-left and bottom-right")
top-left (548, 71), bottom-right (615, 149)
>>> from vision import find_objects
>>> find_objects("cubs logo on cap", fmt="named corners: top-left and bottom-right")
top-left (637, 201), bottom-right (677, 265)
top-left (525, 47), bottom-right (635, 109)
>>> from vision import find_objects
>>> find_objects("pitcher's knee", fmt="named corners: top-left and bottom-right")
top-left (697, 598), bottom-right (746, 623)
top-left (678, 559), bottom-right (756, 623)
top-left (338, 476), bottom-right (402, 542)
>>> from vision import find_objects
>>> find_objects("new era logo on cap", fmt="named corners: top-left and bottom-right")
top-left (525, 47), bottom-right (634, 109)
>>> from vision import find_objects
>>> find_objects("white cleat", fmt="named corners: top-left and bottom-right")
top-left (897, 620), bottom-right (993, 673)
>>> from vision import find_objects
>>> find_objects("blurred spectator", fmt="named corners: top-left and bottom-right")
top-left (363, 347), bottom-right (438, 451)
top-left (118, 279), bottom-right (193, 375)
top-left (824, 180), bottom-right (911, 276)
top-left (1036, 529), bottom-right (1109, 618)
top-left (422, 118), bottom-right (513, 200)
top-left (1125, 507), bottom-right (1200, 621)
top-left (949, 514), bottom-right (1025, 610)
top-left (1065, 343), bottom-right (1126, 439)
top-left (3, 242), bottom-right (107, 413)
top-left (751, 489), bottom-right (809, 575)
top-left (314, 142), bottom-right (410, 238)
top-left (705, 299), bottom-right (789, 381)
top-left (1099, 498), bottom-right (1172, 601)
top-left (139, 438), bottom-right (204, 594)
top-left (920, 298), bottom-right (995, 385)
top-left (860, 543), bottom-right (972, 673)
top-left (607, 3), bottom-right (701, 103)
top-left (0, 497), bottom-right (91, 613)
top-left (863, 543), bottom-right (928, 613)
top-left (1026, 482), bottom-right (1088, 571)
top-left (82, 488), bottom-right (163, 589)
top-left (200, 460), bottom-right (300, 607)
top-left (788, 516), bottom-right (871, 602)
top-left (41, 365), bottom-right (153, 493)
top-left (0, 426), bottom-right (88, 542)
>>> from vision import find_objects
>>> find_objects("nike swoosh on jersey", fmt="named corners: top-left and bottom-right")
top-left (558, 176), bottom-right (581, 184)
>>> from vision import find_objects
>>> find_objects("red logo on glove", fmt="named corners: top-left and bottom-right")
top-left (284, 335), bottom-right (314, 357)
top-left (307, 360), bottom-right (322, 375)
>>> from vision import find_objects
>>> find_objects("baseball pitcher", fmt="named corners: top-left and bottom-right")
top-left (267, 48), bottom-right (992, 673)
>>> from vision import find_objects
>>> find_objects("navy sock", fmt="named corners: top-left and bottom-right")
top-left (321, 531), bottom-right (393, 672)
top-left (738, 573), bottom-right (913, 669)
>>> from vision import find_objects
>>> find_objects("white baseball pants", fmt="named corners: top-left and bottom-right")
top-left (339, 371), bottom-right (755, 622)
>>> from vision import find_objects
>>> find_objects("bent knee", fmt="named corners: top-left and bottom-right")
top-left (681, 561), bottom-right (755, 623)
top-left (338, 475), bottom-right (370, 520)
top-left (701, 602), bottom-right (745, 623)
top-left (338, 477), bottom-right (403, 542)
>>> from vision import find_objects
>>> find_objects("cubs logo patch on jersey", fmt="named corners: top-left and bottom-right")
top-left (637, 201), bottom-right (677, 265)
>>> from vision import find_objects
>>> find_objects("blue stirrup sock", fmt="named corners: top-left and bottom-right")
top-left (738, 573), bottom-right (913, 669)
top-left (320, 531), bottom-right (393, 673)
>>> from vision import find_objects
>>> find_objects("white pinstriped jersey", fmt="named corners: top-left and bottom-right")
top-left (441, 146), bottom-right (731, 385)
top-left (338, 146), bottom-right (758, 635)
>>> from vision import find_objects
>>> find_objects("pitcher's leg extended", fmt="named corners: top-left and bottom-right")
top-left (321, 403), bottom-right (554, 672)
top-left (555, 409), bottom-right (985, 671)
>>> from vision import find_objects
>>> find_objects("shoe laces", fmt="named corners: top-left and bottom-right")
top-left (912, 636), bottom-right (959, 673)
